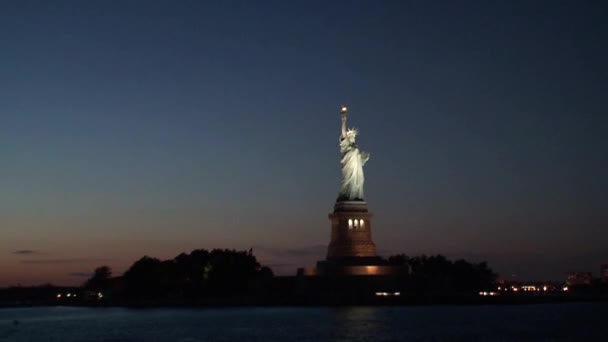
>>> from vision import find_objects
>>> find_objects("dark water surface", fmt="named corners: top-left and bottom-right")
top-left (1, 303), bottom-right (607, 341)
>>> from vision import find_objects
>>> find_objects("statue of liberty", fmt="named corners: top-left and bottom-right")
top-left (337, 106), bottom-right (369, 201)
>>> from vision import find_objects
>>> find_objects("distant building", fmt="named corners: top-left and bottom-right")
top-left (601, 265), bottom-right (608, 283)
top-left (566, 272), bottom-right (593, 286)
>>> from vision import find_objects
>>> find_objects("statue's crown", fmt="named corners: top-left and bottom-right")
top-left (346, 128), bottom-right (358, 137)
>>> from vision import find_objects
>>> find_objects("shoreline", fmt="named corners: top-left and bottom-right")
top-left (2, 295), bottom-right (607, 309)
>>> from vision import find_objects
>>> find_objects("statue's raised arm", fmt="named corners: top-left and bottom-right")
top-left (340, 105), bottom-right (348, 139)
top-left (337, 106), bottom-right (369, 202)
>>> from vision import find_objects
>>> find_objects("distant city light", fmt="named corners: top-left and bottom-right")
top-left (375, 291), bottom-right (400, 297)
top-left (563, 286), bottom-right (569, 291)
top-left (56, 294), bottom-right (61, 299)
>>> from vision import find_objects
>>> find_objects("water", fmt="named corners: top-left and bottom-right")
top-left (1, 303), bottom-right (607, 341)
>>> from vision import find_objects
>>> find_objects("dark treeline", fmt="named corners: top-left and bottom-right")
top-left (5, 250), bottom-right (608, 306)
top-left (84, 249), bottom-right (273, 302)
top-left (79, 249), bottom-right (499, 305)
top-left (387, 254), bottom-right (497, 294)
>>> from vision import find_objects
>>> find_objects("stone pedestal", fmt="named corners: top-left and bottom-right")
top-left (326, 201), bottom-right (376, 259)
top-left (297, 200), bottom-right (403, 277)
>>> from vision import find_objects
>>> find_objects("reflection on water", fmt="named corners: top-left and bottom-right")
top-left (330, 307), bottom-right (382, 340)
top-left (0, 303), bottom-right (607, 341)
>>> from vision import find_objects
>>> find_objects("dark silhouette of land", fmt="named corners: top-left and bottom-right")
top-left (2, 249), bottom-right (607, 307)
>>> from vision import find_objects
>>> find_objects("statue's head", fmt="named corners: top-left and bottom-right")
top-left (345, 128), bottom-right (358, 143)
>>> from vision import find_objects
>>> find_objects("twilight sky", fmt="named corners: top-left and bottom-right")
top-left (1, 1), bottom-right (607, 286)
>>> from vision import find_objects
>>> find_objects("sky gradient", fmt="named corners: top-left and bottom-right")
top-left (1, 0), bottom-right (607, 286)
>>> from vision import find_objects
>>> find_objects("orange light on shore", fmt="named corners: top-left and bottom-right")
top-left (364, 266), bottom-right (380, 275)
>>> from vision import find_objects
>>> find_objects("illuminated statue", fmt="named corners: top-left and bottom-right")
top-left (338, 106), bottom-right (369, 201)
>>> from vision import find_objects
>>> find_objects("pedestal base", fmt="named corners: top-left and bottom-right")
top-left (326, 201), bottom-right (377, 258)
top-left (298, 257), bottom-right (404, 276)
top-left (315, 257), bottom-right (402, 276)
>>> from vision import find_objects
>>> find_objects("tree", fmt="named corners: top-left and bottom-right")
top-left (387, 254), bottom-right (498, 294)
top-left (123, 256), bottom-right (166, 299)
top-left (84, 266), bottom-right (112, 290)
top-left (206, 249), bottom-right (262, 295)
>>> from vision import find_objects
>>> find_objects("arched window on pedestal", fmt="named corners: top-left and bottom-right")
top-left (348, 218), bottom-right (365, 230)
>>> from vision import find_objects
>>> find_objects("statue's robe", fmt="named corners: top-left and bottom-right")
top-left (339, 136), bottom-right (369, 201)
